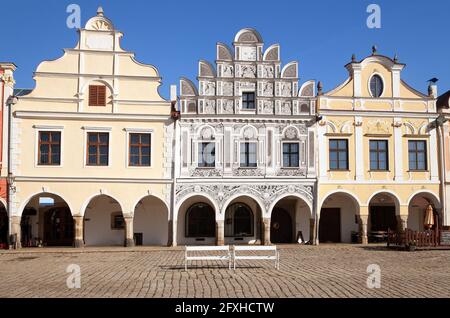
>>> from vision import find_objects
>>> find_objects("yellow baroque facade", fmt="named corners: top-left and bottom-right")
top-left (316, 49), bottom-right (441, 244)
top-left (9, 9), bottom-right (175, 247)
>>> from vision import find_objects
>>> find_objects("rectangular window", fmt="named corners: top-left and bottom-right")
top-left (88, 85), bottom-right (106, 106)
top-left (38, 131), bottom-right (61, 165)
top-left (198, 142), bottom-right (215, 168)
top-left (283, 143), bottom-right (299, 168)
top-left (408, 140), bottom-right (427, 171)
top-left (129, 133), bottom-right (151, 167)
top-left (329, 139), bottom-right (348, 170)
top-left (242, 92), bottom-right (255, 110)
top-left (87, 132), bottom-right (109, 166)
top-left (370, 140), bottom-right (388, 171)
top-left (240, 142), bottom-right (257, 167)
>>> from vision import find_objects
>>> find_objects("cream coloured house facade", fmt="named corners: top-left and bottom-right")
top-left (316, 49), bottom-right (441, 244)
top-left (9, 8), bottom-right (174, 247)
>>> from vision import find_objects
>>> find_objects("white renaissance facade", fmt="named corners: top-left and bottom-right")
top-left (176, 29), bottom-right (317, 246)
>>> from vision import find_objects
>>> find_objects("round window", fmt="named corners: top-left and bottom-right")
top-left (370, 75), bottom-right (383, 98)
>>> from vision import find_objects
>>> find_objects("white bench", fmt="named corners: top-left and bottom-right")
top-left (185, 246), bottom-right (232, 270)
top-left (233, 246), bottom-right (280, 270)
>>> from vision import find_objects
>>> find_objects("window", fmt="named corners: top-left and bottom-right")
top-left (186, 203), bottom-right (216, 237)
top-left (370, 75), bottom-right (383, 98)
top-left (409, 140), bottom-right (427, 171)
top-left (242, 92), bottom-right (255, 110)
top-left (329, 139), bottom-right (348, 170)
top-left (38, 131), bottom-right (61, 165)
top-left (129, 133), bottom-right (151, 166)
top-left (198, 142), bottom-right (215, 168)
top-left (87, 132), bottom-right (109, 166)
top-left (111, 212), bottom-right (125, 230)
top-left (283, 143), bottom-right (300, 168)
top-left (370, 140), bottom-right (388, 171)
top-left (225, 203), bottom-right (254, 237)
top-left (240, 142), bottom-right (257, 167)
top-left (88, 85), bottom-right (106, 106)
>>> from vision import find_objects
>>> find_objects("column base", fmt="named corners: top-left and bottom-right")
top-left (125, 238), bottom-right (135, 247)
top-left (73, 239), bottom-right (84, 248)
top-left (360, 236), bottom-right (368, 245)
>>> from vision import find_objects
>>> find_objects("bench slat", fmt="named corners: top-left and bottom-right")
top-left (187, 256), bottom-right (230, 261)
top-left (234, 246), bottom-right (277, 251)
top-left (234, 256), bottom-right (276, 260)
top-left (186, 246), bottom-right (230, 251)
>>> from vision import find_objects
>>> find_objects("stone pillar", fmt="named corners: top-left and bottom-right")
top-left (358, 210), bottom-right (369, 245)
top-left (309, 218), bottom-right (317, 245)
top-left (397, 214), bottom-right (408, 232)
top-left (263, 218), bottom-right (271, 245)
top-left (124, 216), bottom-right (135, 247)
top-left (216, 220), bottom-right (224, 246)
top-left (73, 216), bottom-right (84, 248)
top-left (9, 216), bottom-right (21, 249)
top-left (167, 220), bottom-right (173, 247)
top-left (172, 219), bottom-right (177, 247)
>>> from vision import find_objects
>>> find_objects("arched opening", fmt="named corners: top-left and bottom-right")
top-left (408, 193), bottom-right (440, 232)
top-left (20, 193), bottom-right (73, 247)
top-left (133, 196), bottom-right (168, 246)
top-left (0, 203), bottom-right (8, 248)
top-left (368, 192), bottom-right (399, 242)
top-left (177, 195), bottom-right (217, 245)
top-left (225, 203), bottom-right (254, 238)
top-left (224, 196), bottom-right (262, 245)
top-left (271, 208), bottom-right (292, 244)
top-left (320, 192), bottom-right (360, 243)
top-left (84, 195), bottom-right (124, 246)
top-left (270, 196), bottom-right (311, 244)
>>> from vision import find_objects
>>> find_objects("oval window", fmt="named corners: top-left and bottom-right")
top-left (370, 75), bottom-right (383, 98)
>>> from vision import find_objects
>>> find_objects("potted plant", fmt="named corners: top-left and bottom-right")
top-left (406, 240), bottom-right (417, 252)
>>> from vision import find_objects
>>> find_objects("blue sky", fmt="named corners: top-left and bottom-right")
top-left (1, 0), bottom-right (449, 99)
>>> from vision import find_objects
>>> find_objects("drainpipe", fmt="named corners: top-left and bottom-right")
top-left (170, 86), bottom-right (180, 246)
top-left (6, 94), bottom-right (18, 248)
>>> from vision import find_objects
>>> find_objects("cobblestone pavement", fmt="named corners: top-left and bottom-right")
top-left (0, 245), bottom-right (449, 298)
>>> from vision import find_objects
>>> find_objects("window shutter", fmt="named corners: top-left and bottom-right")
top-left (89, 85), bottom-right (106, 106)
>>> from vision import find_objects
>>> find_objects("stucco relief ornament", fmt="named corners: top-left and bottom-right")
top-left (223, 82), bottom-right (233, 96)
top-left (241, 65), bottom-right (256, 78)
top-left (263, 83), bottom-right (273, 96)
top-left (281, 102), bottom-right (292, 115)
top-left (1, 74), bottom-right (15, 86)
top-left (263, 101), bottom-right (273, 114)
top-left (281, 83), bottom-right (292, 96)
top-left (204, 100), bottom-right (216, 114)
top-left (205, 82), bottom-right (216, 95)
top-left (243, 127), bottom-right (256, 139)
top-left (223, 65), bottom-right (234, 77)
top-left (201, 127), bottom-right (213, 140)
top-left (284, 127), bottom-right (298, 140)
top-left (223, 100), bottom-right (234, 114)
top-left (262, 66), bottom-right (274, 78)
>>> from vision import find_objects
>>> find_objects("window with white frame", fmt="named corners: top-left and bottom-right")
top-left (240, 142), bottom-right (257, 167)
top-left (242, 92), bottom-right (256, 110)
top-left (198, 142), bottom-right (215, 168)
top-left (282, 142), bottom-right (300, 168)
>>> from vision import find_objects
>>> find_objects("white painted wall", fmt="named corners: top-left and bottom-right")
top-left (134, 196), bottom-right (168, 246)
top-left (84, 196), bottom-right (124, 246)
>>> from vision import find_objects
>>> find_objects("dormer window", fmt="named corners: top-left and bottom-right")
top-left (89, 85), bottom-right (106, 106)
top-left (242, 92), bottom-right (255, 110)
top-left (369, 75), bottom-right (383, 98)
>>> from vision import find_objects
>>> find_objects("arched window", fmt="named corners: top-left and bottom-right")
top-left (185, 203), bottom-right (215, 237)
top-left (370, 75), bottom-right (383, 98)
top-left (225, 203), bottom-right (254, 237)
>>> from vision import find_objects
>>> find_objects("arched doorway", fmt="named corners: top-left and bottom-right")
top-left (270, 195), bottom-right (311, 244)
top-left (0, 204), bottom-right (8, 248)
top-left (368, 192), bottom-right (399, 242)
top-left (320, 192), bottom-right (360, 243)
top-left (225, 203), bottom-right (254, 239)
top-left (20, 193), bottom-right (73, 247)
top-left (44, 207), bottom-right (73, 246)
top-left (177, 195), bottom-right (217, 245)
top-left (271, 208), bottom-right (292, 243)
top-left (133, 196), bottom-right (169, 246)
top-left (408, 192), bottom-right (441, 232)
top-left (84, 195), bottom-right (124, 246)
top-left (224, 196), bottom-right (262, 245)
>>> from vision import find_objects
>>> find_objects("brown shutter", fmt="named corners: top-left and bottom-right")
top-left (88, 85), bottom-right (106, 106)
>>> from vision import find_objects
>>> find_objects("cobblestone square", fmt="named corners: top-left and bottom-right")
top-left (0, 245), bottom-right (449, 298)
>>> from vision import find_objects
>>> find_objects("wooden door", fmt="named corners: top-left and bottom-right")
top-left (44, 208), bottom-right (74, 246)
top-left (319, 208), bottom-right (341, 243)
top-left (271, 208), bottom-right (293, 243)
